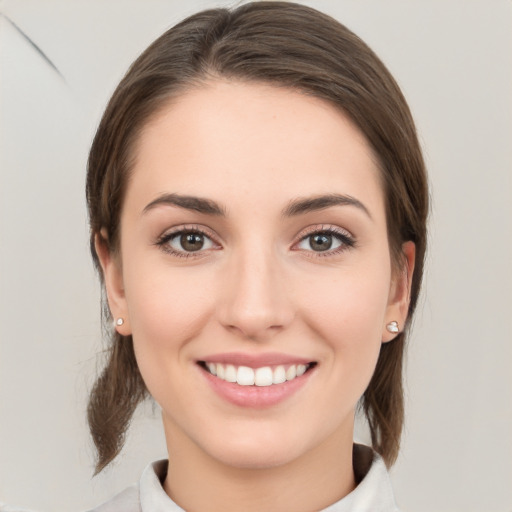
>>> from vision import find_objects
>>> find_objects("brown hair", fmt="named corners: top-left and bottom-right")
top-left (86, 1), bottom-right (428, 474)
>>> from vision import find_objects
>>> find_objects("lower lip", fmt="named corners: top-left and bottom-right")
top-left (200, 366), bottom-right (314, 408)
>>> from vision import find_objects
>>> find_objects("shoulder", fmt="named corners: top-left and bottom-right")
top-left (85, 459), bottom-right (179, 512)
top-left (353, 444), bottom-right (401, 512)
top-left (321, 444), bottom-right (401, 512)
top-left (84, 483), bottom-right (140, 512)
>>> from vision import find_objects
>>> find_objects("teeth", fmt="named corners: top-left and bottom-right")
top-left (204, 362), bottom-right (310, 386)
top-left (286, 365), bottom-right (297, 381)
top-left (206, 362), bottom-right (217, 376)
top-left (225, 364), bottom-right (237, 383)
top-left (237, 366), bottom-right (254, 386)
top-left (272, 365), bottom-right (286, 384)
top-left (255, 367), bottom-right (273, 387)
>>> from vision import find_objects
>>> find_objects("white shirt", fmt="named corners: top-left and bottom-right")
top-left (87, 445), bottom-right (400, 512)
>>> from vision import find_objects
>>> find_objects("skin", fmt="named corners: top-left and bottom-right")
top-left (97, 81), bottom-right (415, 512)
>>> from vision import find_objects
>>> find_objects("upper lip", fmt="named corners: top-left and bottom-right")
top-left (198, 352), bottom-right (314, 368)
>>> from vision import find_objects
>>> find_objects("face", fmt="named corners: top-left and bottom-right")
top-left (99, 81), bottom-right (413, 470)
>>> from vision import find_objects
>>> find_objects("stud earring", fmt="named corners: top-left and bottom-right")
top-left (386, 321), bottom-right (399, 334)
top-left (115, 318), bottom-right (124, 327)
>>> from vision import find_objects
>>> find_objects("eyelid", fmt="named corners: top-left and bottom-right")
top-left (293, 224), bottom-right (354, 242)
top-left (155, 224), bottom-right (222, 257)
top-left (157, 224), bottom-right (220, 241)
top-left (292, 224), bottom-right (356, 255)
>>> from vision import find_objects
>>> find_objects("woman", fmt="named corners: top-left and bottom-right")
top-left (86, 2), bottom-right (428, 510)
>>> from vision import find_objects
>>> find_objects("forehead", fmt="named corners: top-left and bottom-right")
top-left (126, 80), bottom-right (384, 219)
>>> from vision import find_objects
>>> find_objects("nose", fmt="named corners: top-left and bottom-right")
top-left (217, 248), bottom-right (294, 341)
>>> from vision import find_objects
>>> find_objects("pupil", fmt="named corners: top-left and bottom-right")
top-left (311, 234), bottom-right (332, 251)
top-left (181, 233), bottom-right (204, 251)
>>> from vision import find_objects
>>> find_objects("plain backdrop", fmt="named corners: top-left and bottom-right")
top-left (0, 1), bottom-right (511, 511)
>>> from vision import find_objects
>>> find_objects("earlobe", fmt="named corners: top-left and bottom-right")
top-left (94, 229), bottom-right (131, 335)
top-left (382, 241), bottom-right (416, 343)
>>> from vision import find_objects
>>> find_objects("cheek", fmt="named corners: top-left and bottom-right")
top-left (127, 274), bottom-right (208, 341)
top-left (122, 256), bottom-right (216, 387)
top-left (298, 260), bottom-right (391, 389)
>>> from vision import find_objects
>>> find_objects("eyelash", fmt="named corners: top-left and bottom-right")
top-left (155, 225), bottom-right (356, 259)
top-left (155, 225), bottom-right (219, 259)
top-left (295, 225), bottom-right (356, 257)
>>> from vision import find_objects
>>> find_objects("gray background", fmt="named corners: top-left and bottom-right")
top-left (1, 1), bottom-right (511, 510)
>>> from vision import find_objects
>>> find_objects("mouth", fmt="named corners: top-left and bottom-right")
top-left (198, 361), bottom-right (317, 387)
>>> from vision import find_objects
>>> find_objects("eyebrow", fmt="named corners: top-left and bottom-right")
top-left (143, 193), bottom-right (226, 216)
top-left (282, 193), bottom-right (372, 219)
top-left (142, 192), bottom-right (371, 219)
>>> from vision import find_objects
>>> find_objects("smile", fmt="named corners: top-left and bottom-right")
top-left (201, 362), bottom-right (314, 386)
top-left (197, 353), bottom-right (317, 407)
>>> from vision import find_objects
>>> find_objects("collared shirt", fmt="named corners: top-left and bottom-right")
top-left (88, 445), bottom-right (400, 512)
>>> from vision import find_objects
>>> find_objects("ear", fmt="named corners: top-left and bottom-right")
top-left (94, 229), bottom-right (131, 335)
top-left (382, 241), bottom-right (415, 343)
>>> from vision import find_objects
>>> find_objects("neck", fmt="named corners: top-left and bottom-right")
top-left (162, 421), bottom-right (356, 512)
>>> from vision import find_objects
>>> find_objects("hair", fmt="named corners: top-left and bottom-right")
top-left (86, 1), bottom-right (428, 474)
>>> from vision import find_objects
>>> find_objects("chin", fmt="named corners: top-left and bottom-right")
top-left (211, 442), bottom-right (300, 470)
top-left (199, 424), bottom-right (311, 470)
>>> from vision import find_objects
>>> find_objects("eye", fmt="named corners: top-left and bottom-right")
top-left (295, 227), bottom-right (355, 254)
top-left (171, 232), bottom-right (213, 252)
top-left (156, 228), bottom-right (217, 257)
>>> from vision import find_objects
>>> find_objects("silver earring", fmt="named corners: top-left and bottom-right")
top-left (115, 318), bottom-right (124, 327)
top-left (386, 321), bottom-right (399, 334)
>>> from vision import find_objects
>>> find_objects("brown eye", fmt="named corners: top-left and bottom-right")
top-left (162, 230), bottom-right (216, 254)
top-left (180, 233), bottom-right (205, 252)
top-left (309, 233), bottom-right (333, 251)
top-left (296, 228), bottom-right (354, 255)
